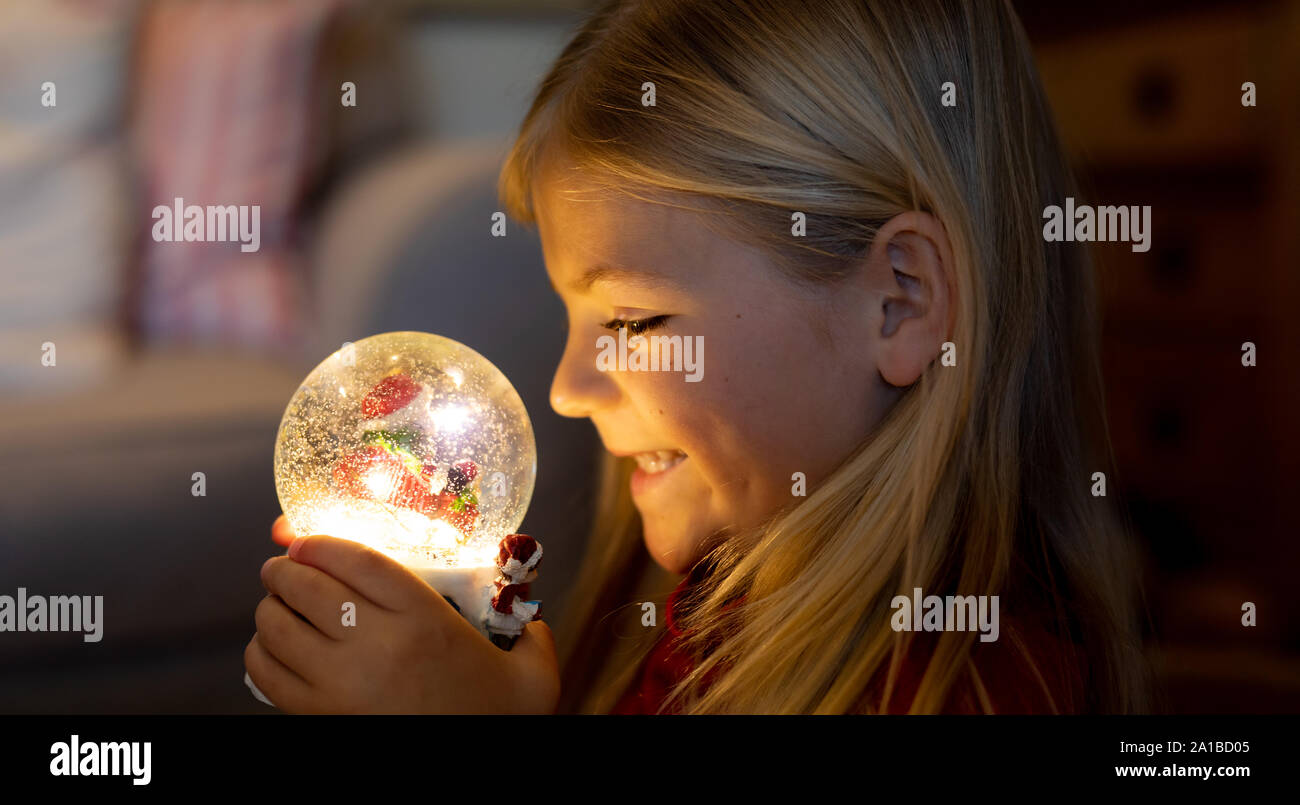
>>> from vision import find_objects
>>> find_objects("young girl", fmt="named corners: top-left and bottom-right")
top-left (250, 0), bottom-right (1150, 714)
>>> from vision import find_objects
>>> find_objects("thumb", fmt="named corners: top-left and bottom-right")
top-left (512, 619), bottom-right (557, 665)
top-left (504, 620), bottom-right (560, 713)
top-left (271, 514), bottom-right (295, 547)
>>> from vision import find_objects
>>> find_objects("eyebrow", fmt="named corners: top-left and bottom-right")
top-left (567, 263), bottom-right (682, 293)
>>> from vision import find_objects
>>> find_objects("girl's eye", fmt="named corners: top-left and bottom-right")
top-left (601, 315), bottom-right (670, 336)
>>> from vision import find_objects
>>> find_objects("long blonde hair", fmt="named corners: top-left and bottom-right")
top-left (500, 0), bottom-right (1150, 713)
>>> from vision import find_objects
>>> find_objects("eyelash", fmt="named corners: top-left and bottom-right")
top-left (601, 315), bottom-right (670, 336)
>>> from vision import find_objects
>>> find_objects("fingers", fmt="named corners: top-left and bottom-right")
top-left (271, 514), bottom-right (295, 547)
top-left (287, 535), bottom-right (435, 612)
top-left (253, 594), bottom-right (335, 684)
top-left (244, 633), bottom-right (314, 713)
top-left (261, 556), bottom-right (368, 640)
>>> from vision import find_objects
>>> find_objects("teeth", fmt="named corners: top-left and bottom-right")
top-left (632, 450), bottom-right (686, 473)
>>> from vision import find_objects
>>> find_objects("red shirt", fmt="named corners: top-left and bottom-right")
top-left (611, 568), bottom-right (722, 715)
top-left (611, 573), bottom-right (1085, 714)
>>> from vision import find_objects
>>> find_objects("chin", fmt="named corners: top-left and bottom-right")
top-left (640, 516), bottom-right (698, 575)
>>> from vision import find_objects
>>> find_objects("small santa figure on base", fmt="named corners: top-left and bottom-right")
top-left (487, 533), bottom-right (543, 650)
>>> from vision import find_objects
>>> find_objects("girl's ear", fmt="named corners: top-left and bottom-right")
top-left (864, 211), bottom-right (955, 388)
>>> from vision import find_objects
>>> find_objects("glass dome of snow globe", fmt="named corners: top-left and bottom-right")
top-left (273, 331), bottom-right (537, 573)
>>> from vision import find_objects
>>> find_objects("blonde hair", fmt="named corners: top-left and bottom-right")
top-left (501, 0), bottom-right (1150, 713)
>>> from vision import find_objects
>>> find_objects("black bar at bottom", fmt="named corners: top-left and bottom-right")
top-left (0, 714), bottom-right (1288, 792)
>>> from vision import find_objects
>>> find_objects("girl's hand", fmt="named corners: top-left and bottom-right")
top-left (245, 534), bottom-right (560, 714)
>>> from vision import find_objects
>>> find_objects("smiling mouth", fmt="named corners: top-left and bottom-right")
top-left (631, 449), bottom-right (687, 474)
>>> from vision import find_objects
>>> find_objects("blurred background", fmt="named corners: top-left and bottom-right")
top-left (0, 0), bottom-right (1296, 713)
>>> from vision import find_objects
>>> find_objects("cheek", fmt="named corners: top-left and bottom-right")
top-left (659, 342), bottom-right (825, 512)
top-left (688, 327), bottom-right (872, 503)
top-left (619, 310), bottom-right (879, 539)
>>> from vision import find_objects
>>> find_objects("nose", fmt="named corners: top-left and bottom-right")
top-left (550, 325), bottom-right (619, 418)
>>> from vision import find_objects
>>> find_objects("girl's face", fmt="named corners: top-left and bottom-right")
top-left (534, 167), bottom-right (899, 574)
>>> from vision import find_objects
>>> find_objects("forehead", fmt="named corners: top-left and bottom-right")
top-left (534, 169), bottom-right (662, 249)
top-left (532, 165), bottom-right (732, 289)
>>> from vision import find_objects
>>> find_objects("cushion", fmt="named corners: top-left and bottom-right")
top-left (130, 0), bottom-right (343, 351)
